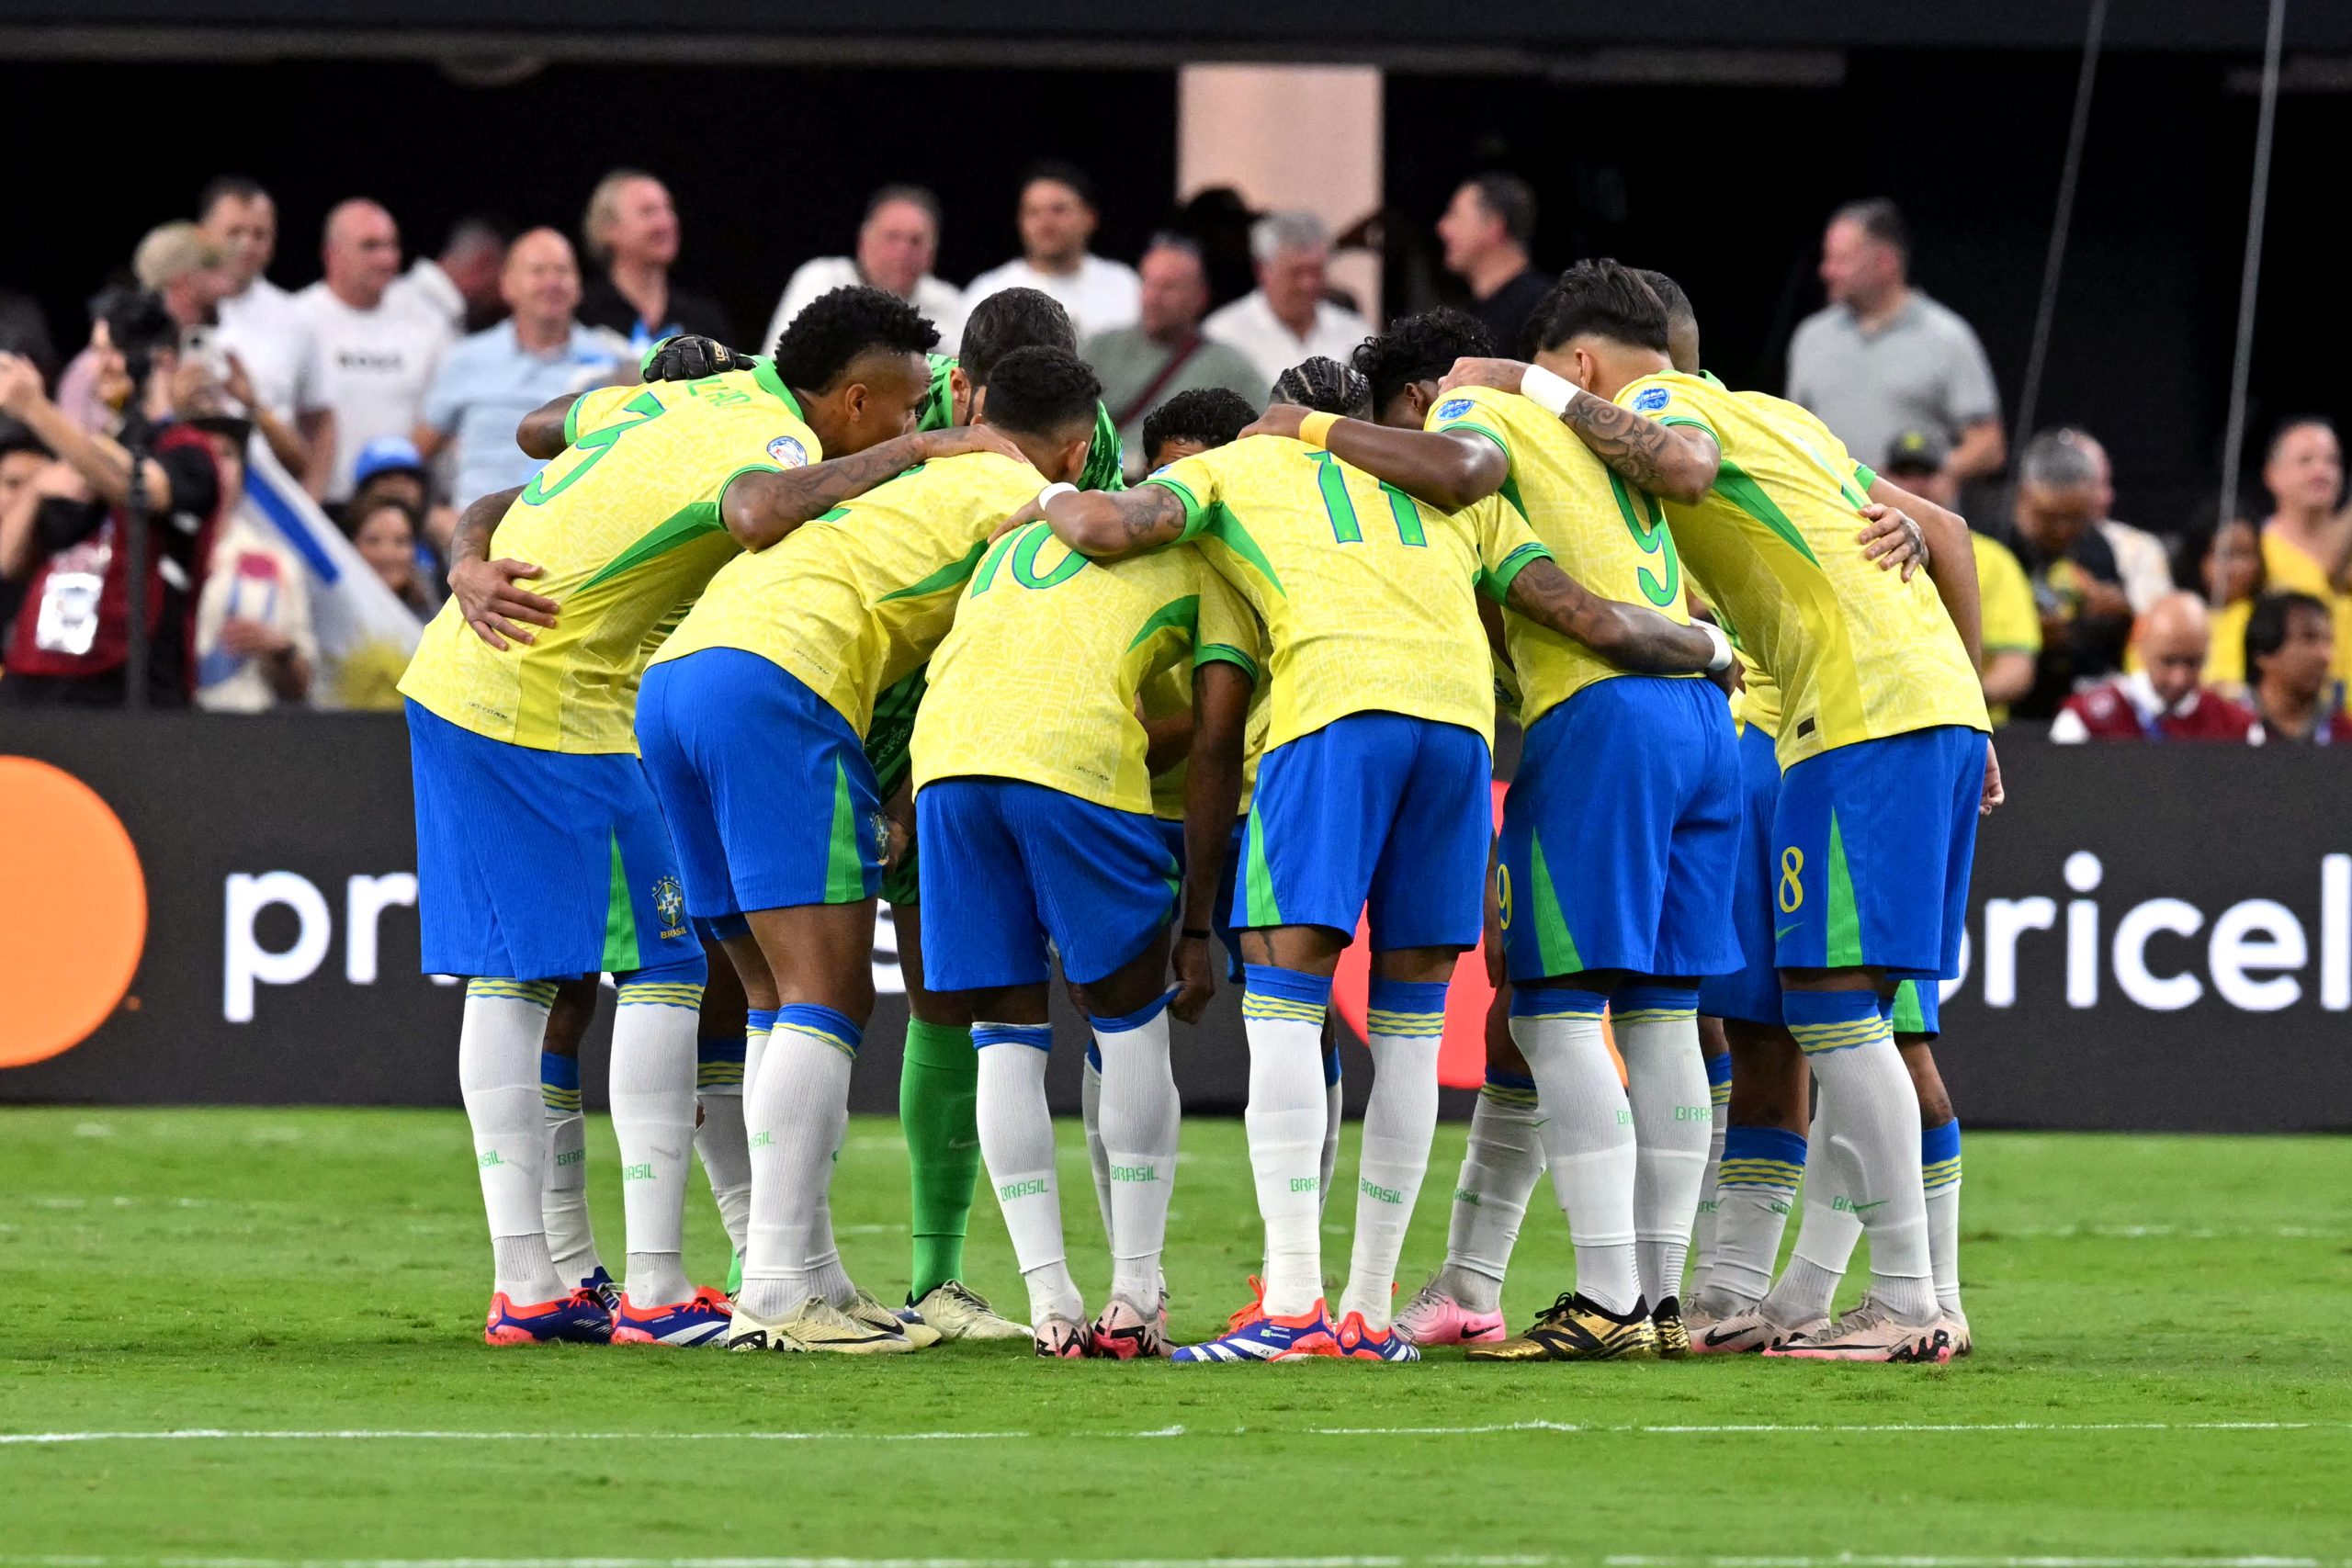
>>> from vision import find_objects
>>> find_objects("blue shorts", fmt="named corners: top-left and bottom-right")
top-left (1891, 978), bottom-right (1940, 1038)
top-left (1698, 722), bottom-right (1786, 1027)
top-left (635, 648), bottom-right (883, 920)
top-left (917, 778), bottom-right (1179, 991)
top-left (406, 700), bottom-right (696, 981)
top-left (1238, 713), bottom-right (1490, 951)
top-left (1772, 725), bottom-right (1987, 980)
top-left (1154, 816), bottom-right (1250, 982)
top-left (1498, 677), bottom-right (1740, 983)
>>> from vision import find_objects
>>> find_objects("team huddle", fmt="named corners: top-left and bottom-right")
top-left (400, 257), bottom-right (1998, 1366)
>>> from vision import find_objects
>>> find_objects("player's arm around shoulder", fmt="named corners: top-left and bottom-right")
top-left (1448, 357), bottom-right (1721, 504)
top-left (1245, 400), bottom-right (1507, 514)
top-left (443, 483), bottom-right (556, 651)
top-left (1861, 472), bottom-right (1984, 670)
top-left (1504, 554), bottom-right (1730, 678)
top-left (723, 422), bottom-right (1030, 552)
top-left (1012, 470), bottom-right (1192, 561)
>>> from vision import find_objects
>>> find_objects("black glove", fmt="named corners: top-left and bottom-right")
top-left (640, 334), bottom-right (752, 382)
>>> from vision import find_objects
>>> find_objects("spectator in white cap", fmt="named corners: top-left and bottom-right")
top-left (766, 185), bottom-right (967, 354)
top-left (1202, 209), bottom-right (1374, 391)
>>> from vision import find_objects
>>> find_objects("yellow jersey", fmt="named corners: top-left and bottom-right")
top-left (1143, 663), bottom-right (1272, 821)
top-left (1429, 384), bottom-right (1694, 729)
top-left (1144, 435), bottom-right (1551, 750)
top-left (1617, 371), bottom-right (1987, 766)
top-left (398, 367), bottom-right (817, 752)
top-left (914, 529), bottom-right (1265, 814)
top-left (1973, 531), bottom-right (2041, 726)
top-left (2260, 525), bottom-right (2352, 687)
top-left (649, 450), bottom-right (1039, 737)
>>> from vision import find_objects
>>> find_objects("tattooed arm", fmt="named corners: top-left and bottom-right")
top-left (1504, 557), bottom-right (1727, 676)
top-left (1023, 482), bottom-right (1190, 561)
top-left (1438, 356), bottom-right (1721, 502)
top-left (720, 423), bottom-right (1029, 551)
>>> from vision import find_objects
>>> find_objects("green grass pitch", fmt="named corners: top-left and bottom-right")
top-left (3, 1106), bottom-right (2348, 1565)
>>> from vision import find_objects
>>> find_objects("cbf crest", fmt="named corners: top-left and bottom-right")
top-left (652, 875), bottom-right (686, 939)
top-left (767, 434), bottom-right (809, 467)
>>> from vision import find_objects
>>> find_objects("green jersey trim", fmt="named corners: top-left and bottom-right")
top-left (1853, 463), bottom-right (1879, 492)
top-left (750, 358), bottom-right (806, 421)
top-left (1480, 540), bottom-right (1552, 604)
top-left (1712, 459), bottom-right (1823, 568)
top-left (1193, 502), bottom-right (1283, 596)
top-left (877, 538), bottom-right (992, 604)
top-left (576, 493), bottom-right (742, 592)
top-left (1148, 475), bottom-right (1207, 535)
top-left (1193, 642), bottom-right (1261, 682)
top-left (1125, 594), bottom-right (1201, 655)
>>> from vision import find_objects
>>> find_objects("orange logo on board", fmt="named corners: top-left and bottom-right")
top-left (0, 757), bottom-right (147, 1067)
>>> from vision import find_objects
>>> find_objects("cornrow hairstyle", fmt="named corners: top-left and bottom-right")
top-left (1271, 355), bottom-right (1372, 419)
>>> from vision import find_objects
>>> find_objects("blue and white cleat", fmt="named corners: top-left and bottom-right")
top-left (579, 1266), bottom-right (623, 1315)
top-left (610, 1285), bottom-right (733, 1347)
top-left (1334, 1309), bottom-right (1421, 1362)
top-left (483, 1288), bottom-right (613, 1347)
top-left (1171, 1299), bottom-right (1340, 1362)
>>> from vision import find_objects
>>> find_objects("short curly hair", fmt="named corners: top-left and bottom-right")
top-left (1527, 259), bottom-right (1669, 356)
top-left (770, 285), bottom-right (940, 390)
top-left (962, 287), bottom-right (1077, 389)
top-left (1271, 355), bottom-right (1372, 419)
top-left (1143, 388), bottom-right (1257, 468)
top-left (1351, 309), bottom-right (1494, 414)
top-left (978, 346), bottom-right (1102, 441)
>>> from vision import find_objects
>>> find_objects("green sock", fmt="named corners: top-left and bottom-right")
top-left (902, 1018), bottom-right (980, 1301)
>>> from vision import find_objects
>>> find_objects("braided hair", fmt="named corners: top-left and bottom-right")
top-left (1271, 355), bottom-right (1373, 419)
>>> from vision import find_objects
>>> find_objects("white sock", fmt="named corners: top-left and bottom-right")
top-left (539, 1052), bottom-right (600, 1286)
top-left (1321, 1041), bottom-right (1343, 1219)
top-left (738, 1005), bottom-right (859, 1320)
top-left (1616, 990), bottom-right (1710, 1311)
top-left (1080, 1047), bottom-right (1116, 1243)
top-left (1241, 967), bottom-right (1332, 1318)
top-left (1689, 1048), bottom-right (1731, 1299)
top-left (1924, 1120), bottom-right (1963, 1315)
top-left (609, 977), bottom-right (703, 1309)
top-left (1438, 1072), bottom-right (1546, 1314)
top-left (695, 1091), bottom-right (752, 1258)
top-left (1702, 1122), bottom-right (1807, 1314)
top-left (1338, 980), bottom-right (1446, 1329)
top-left (460, 980), bottom-right (563, 1303)
top-left (975, 1024), bottom-right (1082, 1325)
top-left (1784, 994), bottom-right (1933, 1322)
top-left (1093, 996), bottom-right (1182, 1308)
top-left (1510, 991), bottom-right (1639, 1316)
top-left (807, 1132), bottom-right (855, 1309)
top-left (1770, 1147), bottom-right (1863, 1328)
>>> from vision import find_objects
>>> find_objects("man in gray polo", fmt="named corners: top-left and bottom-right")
top-left (1787, 197), bottom-right (2005, 484)
top-left (1082, 234), bottom-right (1262, 479)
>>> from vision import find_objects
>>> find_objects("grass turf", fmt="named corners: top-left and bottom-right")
top-left (2, 1107), bottom-right (2348, 1563)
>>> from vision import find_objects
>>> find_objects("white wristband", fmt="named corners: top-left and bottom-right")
top-left (1699, 620), bottom-right (1735, 675)
top-left (1035, 481), bottom-right (1078, 510)
top-left (1520, 364), bottom-right (1579, 417)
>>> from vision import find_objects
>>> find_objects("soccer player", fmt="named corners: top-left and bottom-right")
top-left (910, 362), bottom-right (1264, 1358)
top-left (1449, 259), bottom-right (1992, 1362)
top-left (410, 287), bottom-right (1002, 1347)
top-left (1016, 366), bottom-right (1732, 1363)
top-left (633, 345), bottom-right (1095, 1354)
top-left (1252, 305), bottom-right (1741, 1361)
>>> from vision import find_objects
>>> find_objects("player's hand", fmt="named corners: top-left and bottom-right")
top-left (640, 334), bottom-right (748, 382)
top-left (1170, 938), bottom-right (1216, 1024)
top-left (1438, 356), bottom-right (1532, 396)
top-left (1858, 503), bottom-right (1929, 581)
top-left (1981, 738), bottom-right (2006, 816)
top-left (450, 557), bottom-right (559, 650)
top-left (989, 496), bottom-right (1046, 543)
top-left (1240, 403), bottom-right (1307, 442)
top-left (920, 421), bottom-right (1032, 468)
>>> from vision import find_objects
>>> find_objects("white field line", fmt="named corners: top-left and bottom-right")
top-left (2, 1555), bottom-right (2348, 1568)
top-left (4, 1419), bottom-right (2346, 1447)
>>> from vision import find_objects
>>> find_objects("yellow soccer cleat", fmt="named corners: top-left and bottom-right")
top-left (728, 1297), bottom-right (916, 1354)
top-left (910, 1280), bottom-right (1032, 1343)
top-left (1652, 1296), bottom-right (1692, 1359)
top-left (850, 1287), bottom-right (942, 1348)
top-left (1465, 1291), bottom-right (1662, 1363)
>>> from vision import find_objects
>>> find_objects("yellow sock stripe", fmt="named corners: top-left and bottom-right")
top-left (696, 1062), bottom-right (746, 1090)
top-left (540, 1087), bottom-right (583, 1112)
top-left (1716, 1160), bottom-right (1804, 1189)
top-left (468, 978), bottom-right (560, 1006)
top-left (1242, 995), bottom-right (1329, 1022)
top-left (1365, 1009), bottom-right (1445, 1037)
top-left (616, 981), bottom-right (707, 1012)
top-left (1711, 1081), bottom-right (1732, 1107)
top-left (1921, 1156), bottom-right (1963, 1190)
top-left (1479, 1082), bottom-right (1542, 1109)
top-left (1611, 1007), bottom-right (1698, 1025)
top-left (1788, 1017), bottom-right (1887, 1056)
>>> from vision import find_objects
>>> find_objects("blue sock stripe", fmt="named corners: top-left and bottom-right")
top-left (1614, 984), bottom-right (1701, 1016)
top-left (1485, 1069), bottom-right (1538, 1093)
top-left (1366, 977), bottom-right (1450, 1016)
top-left (1717, 1161), bottom-right (1805, 1190)
top-left (775, 1003), bottom-right (864, 1057)
top-left (1093, 987), bottom-right (1176, 1033)
top-left (1084, 1042), bottom-right (1103, 1073)
top-left (746, 1007), bottom-right (779, 1036)
top-left (1723, 1125), bottom-right (1809, 1167)
top-left (1242, 964), bottom-right (1333, 1007)
top-left (1921, 1120), bottom-right (1962, 1189)
top-left (616, 980), bottom-right (707, 1012)
top-left (1782, 989), bottom-right (1888, 1056)
top-left (1242, 993), bottom-right (1329, 1024)
top-left (1364, 1009), bottom-right (1446, 1038)
top-left (539, 1053), bottom-right (582, 1093)
top-left (697, 1034), bottom-right (748, 1066)
top-left (468, 978), bottom-right (559, 1007)
top-left (1324, 1043), bottom-right (1342, 1088)
top-left (1510, 987), bottom-right (1610, 1020)
top-left (1705, 1052), bottom-right (1734, 1088)
top-left (973, 1022), bottom-right (1054, 1053)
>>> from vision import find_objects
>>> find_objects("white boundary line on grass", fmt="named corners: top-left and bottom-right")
top-left (3, 1420), bottom-right (2346, 1446)
top-left (3, 1555), bottom-right (2347, 1568)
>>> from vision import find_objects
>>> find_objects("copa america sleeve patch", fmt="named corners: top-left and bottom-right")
top-left (766, 434), bottom-right (808, 466)
top-left (1632, 387), bottom-right (1671, 412)
top-left (1435, 398), bottom-right (1476, 420)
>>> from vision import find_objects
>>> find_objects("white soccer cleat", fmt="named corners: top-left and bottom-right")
top-left (1946, 1303), bottom-right (1973, 1358)
top-left (850, 1286), bottom-right (941, 1348)
top-left (909, 1280), bottom-right (1031, 1342)
top-left (1690, 1305), bottom-right (1824, 1355)
top-left (1763, 1295), bottom-right (1954, 1364)
top-left (728, 1297), bottom-right (915, 1354)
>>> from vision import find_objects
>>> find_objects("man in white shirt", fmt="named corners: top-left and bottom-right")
top-left (766, 185), bottom-right (965, 354)
top-left (201, 176), bottom-right (336, 496)
top-left (1201, 209), bottom-right (1374, 390)
top-left (386, 217), bottom-right (512, 337)
top-left (297, 199), bottom-right (454, 503)
top-left (963, 162), bottom-right (1138, 338)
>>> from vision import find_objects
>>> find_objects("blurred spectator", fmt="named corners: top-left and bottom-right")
top-left (1884, 429), bottom-right (2037, 723)
top-left (202, 176), bottom-right (335, 496)
top-left (0, 427), bottom-right (50, 638)
top-left (2187, 500), bottom-right (2265, 695)
top-left (2056, 427), bottom-right (2172, 615)
top-left (192, 427), bottom-right (315, 713)
top-left (387, 217), bottom-right (513, 336)
top-left (347, 435), bottom-right (456, 565)
top-left (2256, 417), bottom-right (2352, 691)
top-left (965, 163), bottom-right (1139, 338)
top-left (415, 229), bottom-right (626, 509)
top-left (1084, 235), bottom-right (1264, 479)
top-left (1176, 186), bottom-right (1261, 310)
top-left (2245, 591), bottom-right (2348, 745)
top-left (0, 286), bottom-right (59, 387)
top-left (56, 224), bottom-right (232, 435)
top-left (298, 200), bottom-right (455, 502)
top-left (2007, 429), bottom-right (2132, 718)
top-left (347, 493), bottom-right (437, 617)
top-left (0, 307), bottom-right (225, 707)
top-left (1203, 210), bottom-right (1375, 392)
top-left (576, 169), bottom-right (735, 355)
top-left (766, 185), bottom-right (966, 355)
top-left (1787, 197), bottom-right (2004, 481)
top-left (2051, 592), bottom-right (2254, 742)
top-left (1436, 173), bottom-right (1549, 357)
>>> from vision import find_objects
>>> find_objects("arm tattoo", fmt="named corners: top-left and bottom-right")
top-left (1507, 558), bottom-right (1716, 675)
top-left (1120, 486), bottom-right (1186, 546)
top-left (732, 434), bottom-right (928, 547)
top-left (1557, 396), bottom-right (1690, 495)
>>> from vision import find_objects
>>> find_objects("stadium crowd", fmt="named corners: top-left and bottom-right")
top-left (2, 165), bottom-right (2348, 735)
